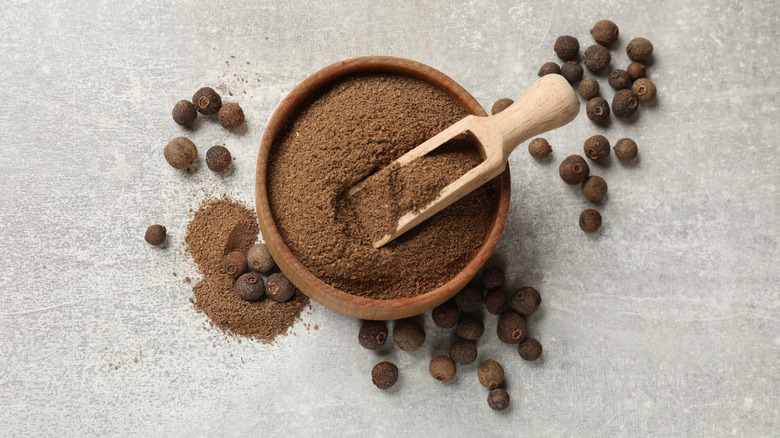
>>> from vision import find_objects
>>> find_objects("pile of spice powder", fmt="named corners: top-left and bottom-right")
top-left (185, 196), bottom-right (309, 341)
top-left (267, 73), bottom-right (498, 299)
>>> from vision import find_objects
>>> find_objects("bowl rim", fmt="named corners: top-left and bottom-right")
top-left (256, 55), bottom-right (511, 320)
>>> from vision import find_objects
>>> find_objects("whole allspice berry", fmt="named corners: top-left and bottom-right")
top-left (554, 35), bottom-right (580, 61)
top-left (206, 145), bottom-right (232, 172)
top-left (454, 284), bottom-right (484, 313)
top-left (612, 89), bottom-right (639, 119)
top-left (590, 19), bottom-right (619, 46)
top-left (578, 78), bottom-right (600, 100)
top-left (449, 339), bottom-right (478, 365)
top-left (218, 102), bottom-right (245, 130)
top-left (432, 300), bottom-right (459, 329)
top-left (586, 97), bottom-right (610, 124)
top-left (172, 100), bottom-right (197, 126)
top-left (632, 78), bottom-right (657, 103)
top-left (561, 61), bottom-right (584, 84)
top-left (457, 314), bottom-right (485, 341)
top-left (518, 338), bottom-right (543, 361)
top-left (266, 272), bottom-right (296, 302)
top-left (485, 289), bottom-right (509, 315)
top-left (579, 209), bottom-right (603, 233)
top-left (482, 266), bottom-right (504, 290)
top-left (497, 312), bottom-right (527, 344)
top-left (247, 243), bottom-right (276, 273)
top-left (559, 155), bottom-right (590, 185)
top-left (582, 176), bottom-right (608, 203)
top-left (583, 45), bottom-right (611, 73)
top-left (614, 138), bottom-right (638, 162)
top-left (144, 224), bottom-right (166, 246)
top-left (510, 287), bottom-right (541, 317)
top-left (488, 388), bottom-right (511, 411)
top-left (358, 320), bottom-right (388, 350)
top-left (528, 138), bottom-right (552, 159)
top-left (491, 98), bottom-right (513, 115)
top-left (223, 251), bottom-right (248, 279)
top-left (538, 62), bottom-right (561, 77)
top-left (608, 69), bottom-right (631, 90)
top-left (235, 272), bottom-right (265, 301)
top-left (192, 87), bottom-right (222, 115)
top-left (626, 37), bottom-right (654, 62)
top-left (393, 319), bottom-right (425, 352)
top-left (584, 135), bottom-right (611, 161)
top-left (627, 62), bottom-right (646, 80)
top-left (478, 359), bottom-right (505, 389)
top-left (371, 361), bottom-right (398, 390)
top-left (164, 137), bottom-right (197, 169)
top-left (429, 356), bottom-right (457, 383)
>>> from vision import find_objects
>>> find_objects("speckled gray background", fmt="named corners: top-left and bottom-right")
top-left (1, 1), bottom-right (778, 436)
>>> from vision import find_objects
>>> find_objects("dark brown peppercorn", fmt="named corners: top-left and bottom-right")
top-left (206, 145), bottom-right (232, 172)
top-left (223, 251), bottom-right (248, 279)
top-left (497, 312), bottom-right (527, 344)
top-left (457, 314), bottom-right (484, 341)
top-left (482, 266), bottom-right (504, 290)
top-left (488, 388), bottom-right (510, 411)
top-left (449, 339), bottom-right (477, 365)
top-left (614, 138), bottom-right (638, 162)
top-left (371, 361), bottom-right (398, 390)
top-left (358, 320), bottom-right (388, 350)
top-left (510, 287), bottom-right (541, 317)
top-left (218, 102), bottom-right (245, 130)
top-left (518, 338), bottom-right (543, 361)
top-left (247, 243), bottom-right (276, 273)
top-left (582, 176), bottom-right (608, 202)
top-left (528, 137), bottom-right (552, 159)
top-left (632, 78), bottom-right (657, 103)
top-left (538, 62), bottom-right (561, 77)
top-left (485, 289), bottom-right (509, 315)
top-left (583, 45), bottom-right (611, 73)
top-left (590, 20), bottom-right (619, 46)
top-left (172, 100), bottom-right (197, 126)
top-left (554, 35), bottom-right (579, 61)
top-left (491, 98), bottom-right (513, 115)
top-left (192, 87), bottom-right (222, 115)
top-left (578, 78), bottom-right (600, 100)
top-left (393, 319), bottom-right (425, 352)
top-left (144, 224), bottom-right (166, 246)
top-left (478, 359), bottom-right (504, 389)
top-left (559, 155), bottom-right (590, 185)
top-left (266, 272), bottom-right (296, 302)
top-left (584, 135), bottom-right (611, 161)
top-left (579, 209), bottom-right (602, 233)
top-left (454, 284), bottom-right (484, 313)
top-left (612, 89), bottom-right (639, 119)
top-left (432, 300), bottom-right (459, 329)
top-left (627, 62), bottom-right (646, 80)
top-left (164, 137), bottom-right (197, 169)
top-left (586, 97), bottom-right (610, 124)
top-left (561, 61), bottom-right (584, 84)
top-left (429, 355), bottom-right (456, 382)
top-left (626, 37), bottom-right (653, 62)
top-left (235, 272), bottom-right (264, 301)
top-left (608, 69), bottom-right (631, 90)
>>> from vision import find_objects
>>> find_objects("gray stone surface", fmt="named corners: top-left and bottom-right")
top-left (0, 1), bottom-right (778, 436)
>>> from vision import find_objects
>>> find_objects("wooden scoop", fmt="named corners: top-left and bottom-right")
top-left (350, 74), bottom-right (580, 248)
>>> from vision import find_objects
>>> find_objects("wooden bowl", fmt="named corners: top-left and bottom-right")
top-left (256, 56), bottom-right (511, 320)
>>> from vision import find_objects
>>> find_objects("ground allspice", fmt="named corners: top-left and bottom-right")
top-left (491, 98), bottom-right (513, 115)
top-left (579, 209), bottom-right (602, 233)
top-left (164, 137), bottom-right (197, 169)
top-left (586, 97), bottom-right (610, 124)
top-left (206, 146), bottom-right (232, 172)
top-left (488, 388), bottom-right (510, 411)
top-left (266, 273), bottom-right (296, 302)
top-left (632, 78), bottom-right (657, 103)
top-left (590, 20), bottom-right (619, 46)
top-left (626, 37), bottom-right (654, 62)
top-left (497, 312), bottom-right (527, 344)
top-left (172, 100), bottom-right (197, 126)
top-left (578, 78), bottom-right (600, 100)
top-left (554, 35), bottom-right (580, 61)
top-left (518, 338), bottom-right (543, 361)
top-left (393, 319), bottom-right (425, 352)
top-left (561, 61), bottom-right (584, 84)
top-left (614, 138), bottom-right (638, 162)
top-left (192, 87), bottom-right (222, 115)
top-left (144, 224), bottom-right (166, 246)
top-left (482, 266), bottom-right (504, 290)
top-left (559, 155), bottom-right (590, 185)
top-left (627, 62), bottom-right (646, 80)
top-left (218, 102), bottom-right (245, 130)
top-left (235, 272), bottom-right (265, 301)
top-left (372, 361), bottom-right (398, 390)
top-left (582, 176), bottom-right (608, 202)
top-left (584, 135), bottom-right (611, 161)
top-left (457, 314), bottom-right (485, 341)
top-left (359, 320), bottom-right (388, 350)
top-left (223, 251), bottom-right (248, 279)
top-left (485, 289), bottom-right (509, 315)
top-left (454, 285), bottom-right (484, 313)
top-left (429, 355), bottom-right (457, 382)
top-left (432, 300), bottom-right (459, 329)
top-left (510, 287), bottom-right (541, 317)
top-left (478, 359), bottom-right (505, 389)
top-left (583, 45), bottom-right (611, 73)
top-left (528, 138), bottom-right (552, 159)
top-left (449, 339), bottom-right (477, 365)
top-left (247, 243), bottom-right (276, 273)
top-left (608, 69), bottom-right (631, 90)
top-left (612, 89), bottom-right (639, 119)
top-left (538, 62), bottom-right (561, 77)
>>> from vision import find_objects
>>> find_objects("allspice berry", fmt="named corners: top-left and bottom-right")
top-left (144, 224), bottom-right (166, 246)
top-left (561, 61), bottom-right (584, 84)
top-left (627, 62), bottom-right (646, 80)
top-left (223, 251), bottom-right (248, 279)
top-left (172, 100), bottom-right (197, 126)
top-left (482, 266), bottom-right (504, 290)
top-left (478, 359), bottom-right (504, 389)
top-left (432, 300), bottom-right (459, 329)
top-left (584, 135), bottom-right (610, 161)
top-left (164, 137), bottom-right (197, 169)
top-left (586, 97), bottom-right (610, 124)
top-left (192, 87), bottom-right (222, 115)
top-left (235, 272), bottom-right (264, 301)
top-left (614, 138), bottom-right (638, 162)
top-left (266, 272), bottom-right (296, 302)
top-left (554, 35), bottom-right (580, 61)
top-left (528, 138), bottom-right (552, 159)
top-left (371, 361), bottom-right (398, 390)
top-left (626, 37), bottom-right (653, 62)
top-left (485, 289), bottom-right (509, 315)
top-left (537, 62), bottom-right (561, 77)
top-left (559, 155), bottom-right (590, 185)
top-left (518, 338), bottom-right (543, 361)
top-left (497, 312), bottom-right (527, 344)
top-left (590, 20), bottom-right (619, 46)
top-left (583, 44), bottom-right (611, 73)
top-left (218, 102), bottom-right (245, 130)
top-left (247, 243), bottom-right (276, 273)
top-left (582, 176), bottom-right (608, 202)
top-left (457, 314), bottom-right (484, 341)
top-left (579, 209), bottom-right (602, 233)
top-left (608, 69), bottom-right (631, 90)
top-left (393, 319), bottom-right (425, 352)
top-left (632, 78), bottom-right (657, 103)
top-left (206, 145), bottom-right (231, 172)
top-left (612, 89), bottom-right (639, 119)
top-left (578, 78), bottom-right (600, 100)
top-left (454, 284), bottom-right (484, 313)
top-left (491, 98), bottom-right (513, 115)
top-left (429, 356), bottom-right (456, 383)
top-left (358, 320), bottom-right (388, 351)
top-left (488, 388), bottom-right (510, 411)
top-left (510, 287), bottom-right (541, 317)
top-left (449, 339), bottom-right (477, 365)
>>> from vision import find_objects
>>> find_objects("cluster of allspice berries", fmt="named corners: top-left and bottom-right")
top-left (222, 243), bottom-right (297, 303)
top-left (359, 266), bottom-right (544, 411)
